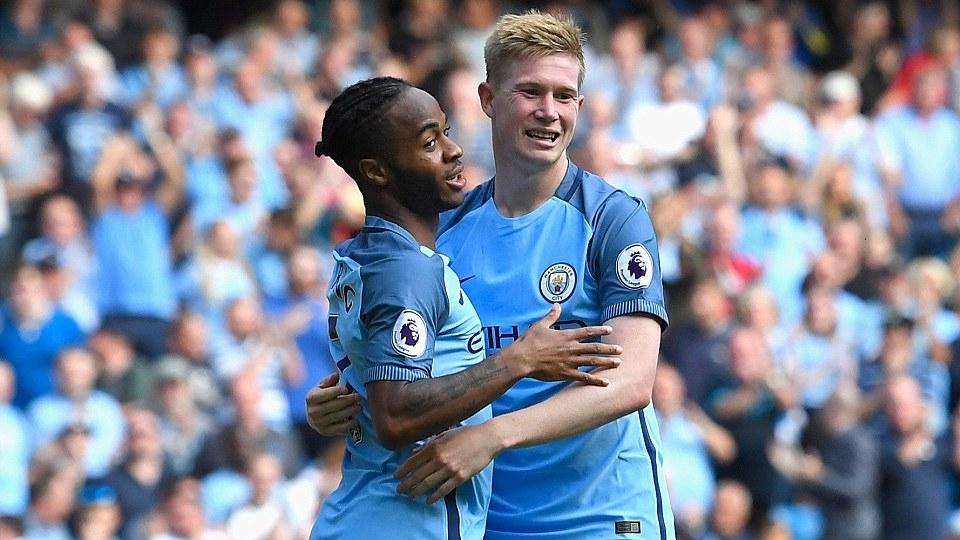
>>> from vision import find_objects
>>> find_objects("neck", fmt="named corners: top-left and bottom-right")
top-left (492, 154), bottom-right (568, 217)
top-left (368, 203), bottom-right (438, 250)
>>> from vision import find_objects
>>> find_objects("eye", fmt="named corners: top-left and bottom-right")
top-left (424, 138), bottom-right (437, 150)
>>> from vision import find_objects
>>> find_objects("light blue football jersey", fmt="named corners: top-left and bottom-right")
top-left (311, 216), bottom-right (492, 540)
top-left (438, 163), bottom-right (676, 540)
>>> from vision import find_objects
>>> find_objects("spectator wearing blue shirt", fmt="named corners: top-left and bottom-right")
top-left (262, 245), bottom-right (337, 458)
top-left (47, 43), bottom-right (130, 210)
top-left (739, 160), bottom-right (825, 325)
top-left (782, 286), bottom-right (858, 412)
top-left (875, 66), bottom-right (960, 258)
top-left (248, 209), bottom-right (299, 299)
top-left (192, 156), bottom-right (267, 249)
top-left (27, 347), bottom-right (125, 479)
top-left (117, 28), bottom-right (189, 111)
top-left (22, 468), bottom-right (76, 540)
top-left (654, 363), bottom-right (736, 538)
top-left (176, 220), bottom-right (256, 344)
top-left (213, 61), bottom-right (295, 210)
top-left (22, 195), bottom-right (100, 332)
top-left (90, 118), bottom-right (184, 358)
top-left (0, 263), bottom-right (85, 409)
top-left (0, 361), bottom-right (29, 516)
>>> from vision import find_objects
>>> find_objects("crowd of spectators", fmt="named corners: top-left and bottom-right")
top-left (1, 0), bottom-right (960, 539)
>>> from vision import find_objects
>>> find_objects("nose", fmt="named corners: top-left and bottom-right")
top-left (534, 94), bottom-right (559, 122)
top-left (444, 136), bottom-right (464, 162)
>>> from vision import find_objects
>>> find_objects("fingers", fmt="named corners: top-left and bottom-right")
top-left (426, 478), bottom-right (461, 505)
top-left (570, 340), bottom-right (621, 355)
top-left (317, 372), bottom-right (340, 388)
top-left (569, 355), bottom-right (621, 370)
top-left (404, 468), bottom-right (449, 498)
top-left (571, 370), bottom-right (610, 387)
top-left (394, 447), bottom-right (429, 480)
top-left (534, 303), bottom-right (562, 329)
top-left (395, 455), bottom-right (442, 493)
top-left (565, 324), bottom-right (614, 340)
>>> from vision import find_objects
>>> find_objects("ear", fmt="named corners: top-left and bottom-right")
top-left (577, 94), bottom-right (585, 110)
top-left (478, 82), bottom-right (495, 119)
top-left (358, 158), bottom-right (389, 188)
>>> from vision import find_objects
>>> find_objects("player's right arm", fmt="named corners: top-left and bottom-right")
top-left (369, 303), bottom-right (621, 450)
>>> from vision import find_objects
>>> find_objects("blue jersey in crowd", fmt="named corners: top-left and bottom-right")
top-left (312, 216), bottom-right (492, 540)
top-left (437, 163), bottom-right (676, 540)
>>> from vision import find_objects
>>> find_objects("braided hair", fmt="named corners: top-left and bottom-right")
top-left (315, 77), bottom-right (413, 180)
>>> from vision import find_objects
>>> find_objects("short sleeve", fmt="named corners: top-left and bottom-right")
top-left (588, 192), bottom-right (669, 328)
top-left (358, 252), bottom-right (449, 384)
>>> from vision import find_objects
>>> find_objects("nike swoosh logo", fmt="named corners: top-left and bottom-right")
top-left (459, 275), bottom-right (476, 285)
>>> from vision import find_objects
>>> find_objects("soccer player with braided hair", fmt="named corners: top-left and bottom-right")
top-left (311, 10), bottom-right (676, 538)
top-left (310, 77), bottom-right (624, 539)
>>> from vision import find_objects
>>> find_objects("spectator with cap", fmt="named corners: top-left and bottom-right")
top-left (0, 263), bottom-right (85, 409)
top-left (809, 71), bottom-right (887, 230)
top-left (90, 113), bottom-right (183, 358)
top-left (0, 361), bottom-right (29, 517)
top-left (0, 72), bottom-right (58, 279)
top-left (875, 64), bottom-right (960, 259)
top-left (71, 484), bottom-right (121, 540)
top-left (27, 347), bottom-right (125, 479)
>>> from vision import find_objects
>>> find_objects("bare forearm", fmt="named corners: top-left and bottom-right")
top-left (484, 315), bottom-right (659, 452)
top-left (371, 353), bottom-right (519, 449)
top-left (487, 368), bottom-right (648, 451)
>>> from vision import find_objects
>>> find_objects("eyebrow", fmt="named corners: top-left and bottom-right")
top-left (416, 114), bottom-right (447, 136)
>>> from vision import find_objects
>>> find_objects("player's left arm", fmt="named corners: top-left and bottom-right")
top-left (395, 191), bottom-right (667, 502)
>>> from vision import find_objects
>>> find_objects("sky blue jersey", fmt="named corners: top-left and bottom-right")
top-left (311, 216), bottom-right (492, 540)
top-left (437, 163), bottom-right (676, 540)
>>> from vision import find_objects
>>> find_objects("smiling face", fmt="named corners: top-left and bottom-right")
top-left (480, 53), bottom-right (583, 176)
top-left (374, 86), bottom-right (466, 216)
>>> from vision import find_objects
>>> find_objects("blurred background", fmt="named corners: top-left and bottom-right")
top-left (1, 0), bottom-right (960, 539)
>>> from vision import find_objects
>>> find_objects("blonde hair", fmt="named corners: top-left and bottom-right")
top-left (484, 10), bottom-right (586, 88)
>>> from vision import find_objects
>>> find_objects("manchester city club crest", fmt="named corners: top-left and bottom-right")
top-left (539, 263), bottom-right (577, 303)
top-left (616, 244), bottom-right (653, 289)
top-left (392, 310), bottom-right (427, 358)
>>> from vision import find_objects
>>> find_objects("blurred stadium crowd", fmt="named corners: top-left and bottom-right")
top-left (1, 0), bottom-right (960, 539)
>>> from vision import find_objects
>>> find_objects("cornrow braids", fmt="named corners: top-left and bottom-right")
top-left (315, 77), bottom-right (413, 180)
